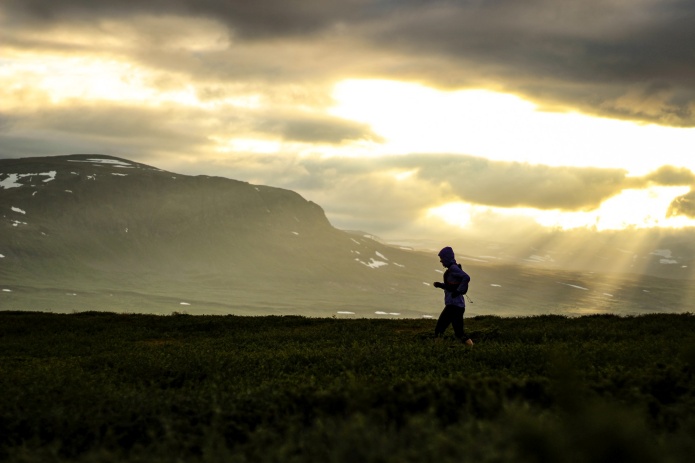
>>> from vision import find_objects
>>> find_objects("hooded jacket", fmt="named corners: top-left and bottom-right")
top-left (438, 247), bottom-right (470, 307)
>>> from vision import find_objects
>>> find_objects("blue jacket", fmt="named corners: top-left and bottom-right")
top-left (438, 247), bottom-right (470, 308)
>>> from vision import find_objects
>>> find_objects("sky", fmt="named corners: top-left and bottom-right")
top-left (2, 0), bottom-right (695, 252)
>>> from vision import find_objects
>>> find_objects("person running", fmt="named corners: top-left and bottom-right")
top-left (433, 246), bottom-right (474, 346)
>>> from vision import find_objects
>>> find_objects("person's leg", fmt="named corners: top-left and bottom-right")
top-left (434, 305), bottom-right (455, 337)
top-left (452, 306), bottom-right (474, 345)
top-left (451, 306), bottom-right (465, 339)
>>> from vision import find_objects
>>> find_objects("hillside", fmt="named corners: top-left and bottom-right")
top-left (1, 312), bottom-right (694, 462)
top-left (0, 155), bottom-right (444, 315)
top-left (2, 154), bottom-right (695, 316)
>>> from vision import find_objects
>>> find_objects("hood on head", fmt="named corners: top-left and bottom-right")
top-left (438, 246), bottom-right (456, 266)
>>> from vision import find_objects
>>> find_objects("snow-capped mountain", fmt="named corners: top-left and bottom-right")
top-left (2, 154), bottom-right (694, 316)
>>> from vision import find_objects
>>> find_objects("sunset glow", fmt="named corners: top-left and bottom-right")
top-left (431, 186), bottom-right (695, 232)
top-left (331, 79), bottom-right (695, 176)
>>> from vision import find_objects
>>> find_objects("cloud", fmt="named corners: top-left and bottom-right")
top-left (643, 165), bottom-right (695, 186)
top-left (2, 0), bottom-right (694, 126)
top-left (0, 101), bottom-right (380, 169)
top-left (403, 156), bottom-right (695, 217)
top-left (668, 190), bottom-right (695, 218)
top-left (362, 0), bottom-right (695, 125)
top-left (0, 0), bottom-right (368, 38)
top-left (255, 112), bottom-right (383, 144)
top-left (170, 153), bottom-right (695, 240)
top-left (631, 166), bottom-right (695, 218)
top-left (0, 105), bottom-right (214, 161)
top-left (406, 155), bottom-right (628, 211)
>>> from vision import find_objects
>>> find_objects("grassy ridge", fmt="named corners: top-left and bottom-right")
top-left (1, 312), bottom-right (694, 462)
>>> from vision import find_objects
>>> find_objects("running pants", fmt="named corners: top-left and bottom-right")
top-left (434, 304), bottom-right (468, 340)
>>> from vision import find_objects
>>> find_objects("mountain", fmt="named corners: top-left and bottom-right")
top-left (2, 154), bottom-right (694, 317)
top-left (0, 154), bottom-right (440, 316)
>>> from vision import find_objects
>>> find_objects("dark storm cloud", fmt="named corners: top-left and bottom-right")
top-left (365, 0), bottom-right (695, 125)
top-left (3, 0), bottom-right (694, 126)
top-left (0, 0), bottom-right (370, 38)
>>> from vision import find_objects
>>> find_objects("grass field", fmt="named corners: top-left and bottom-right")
top-left (1, 311), bottom-right (694, 462)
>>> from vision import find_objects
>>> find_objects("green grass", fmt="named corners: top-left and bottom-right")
top-left (1, 311), bottom-right (694, 462)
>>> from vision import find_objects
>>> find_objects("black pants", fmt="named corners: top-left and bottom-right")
top-left (435, 305), bottom-right (468, 340)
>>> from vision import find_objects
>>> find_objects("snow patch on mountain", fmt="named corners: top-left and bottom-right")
top-left (651, 249), bottom-right (672, 258)
top-left (526, 254), bottom-right (554, 263)
top-left (651, 249), bottom-right (679, 264)
top-left (558, 282), bottom-right (589, 291)
top-left (68, 158), bottom-right (133, 168)
top-left (358, 258), bottom-right (388, 269)
top-left (1, 171), bottom-right (56, 189)
top-left (0, 175), bottom-right (20, 189)
top-left (356, 251), bottom-right (391, 269)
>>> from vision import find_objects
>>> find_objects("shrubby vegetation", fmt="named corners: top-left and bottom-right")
top-left (1, 311), bottom-right (694, 462)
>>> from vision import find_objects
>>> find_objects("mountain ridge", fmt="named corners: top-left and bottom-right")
top-left (2, 154), bottom-right (694, 317)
